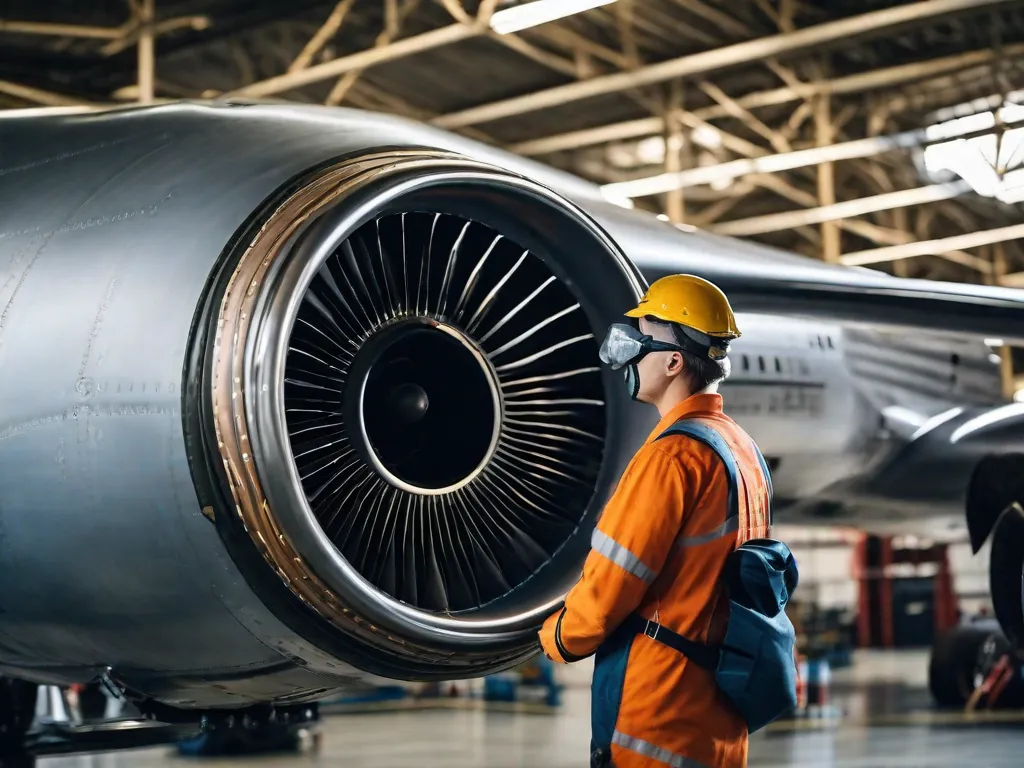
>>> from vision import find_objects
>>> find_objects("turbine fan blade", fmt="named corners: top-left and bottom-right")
top-left (285, 212), bottom-right (605, 613)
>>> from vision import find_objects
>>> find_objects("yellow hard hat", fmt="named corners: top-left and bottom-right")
top-left (625, 274), bottom-right (741, 339)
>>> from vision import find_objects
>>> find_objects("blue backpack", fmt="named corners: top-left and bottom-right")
top-left (625, 419), bottom-right (800, 733)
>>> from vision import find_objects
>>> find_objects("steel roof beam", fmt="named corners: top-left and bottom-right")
top-left (509, 45), bottom-right (1024, 156)
top-left (842, 222), bottom-right (1024, 266)
top-left (709, 182), bottom-right (972, 237)
top-left (602, 115), bottom-right (1024, 199)
top-left (432, 0), bottom-right (1015, 129)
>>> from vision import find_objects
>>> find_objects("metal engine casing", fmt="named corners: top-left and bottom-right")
top-left (0, 103), bottom-right (648, 709)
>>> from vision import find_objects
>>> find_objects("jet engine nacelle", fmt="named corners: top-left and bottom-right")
top-left (0, 103), bottom-right (647, 710)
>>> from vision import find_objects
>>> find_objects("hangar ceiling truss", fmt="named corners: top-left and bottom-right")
top-left (3, 0), bottom-right (1024, 285)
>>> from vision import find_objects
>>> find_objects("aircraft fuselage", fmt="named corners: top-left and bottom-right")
top-left (673, 309), bottom-right (1013, 540)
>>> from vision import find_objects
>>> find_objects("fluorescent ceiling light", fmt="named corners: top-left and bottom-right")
top-left (922, 102), bottom-right (1024, 202)
top-left (691, 124), bottom-right (723, 150)
top-left (997, 185), bottom-right (1024, 204)
top-left (600, 99), bottom-right (1024, 204)
top-left (635, 136), bottom-right (665, 165)
top-left (490, 0), bottom-right (618, 35)
top-left (0, 106), bottom-right (97, 118)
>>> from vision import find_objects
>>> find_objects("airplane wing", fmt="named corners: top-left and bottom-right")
top-left (586, 200), bottom-right (1024, 344)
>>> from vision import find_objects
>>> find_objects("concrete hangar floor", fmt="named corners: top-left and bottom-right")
top-left (36, 652), bottom-right (1023, 768)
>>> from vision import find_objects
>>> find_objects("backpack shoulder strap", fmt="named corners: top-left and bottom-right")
top-left (656, 417), bottom-right (774, 532)
top-left (656, 418), bottom-right (741, 525)
top-left (632, 419), bottom-right (776, 669)
top-left (751, 440), bottom-right (773, 526)
top-left (753, 446), bottom-right (773, 505)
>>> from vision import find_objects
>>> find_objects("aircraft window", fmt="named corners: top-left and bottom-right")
top-left (827, 336), bottom-right (834, 349)
top-left (758, 356), bottom-right (766, 372)
top-left (774, 357), bottom-right (782, 373)
top-left (741, 355), bottom-right (750, 371)
top-left (817, 335), bottom-right (824, 349)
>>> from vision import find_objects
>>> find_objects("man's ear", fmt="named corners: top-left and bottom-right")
top-left (667, 352), bottom-right (686, 377)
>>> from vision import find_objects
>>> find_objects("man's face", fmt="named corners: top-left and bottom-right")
top-left (635, 317), bottom-right (684, 404)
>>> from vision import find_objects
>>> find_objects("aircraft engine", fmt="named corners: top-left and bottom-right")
top-left (0, 104), bottom-right (647, 709)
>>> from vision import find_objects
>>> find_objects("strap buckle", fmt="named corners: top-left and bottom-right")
top-left (643, 618), bottom-right (660, 642)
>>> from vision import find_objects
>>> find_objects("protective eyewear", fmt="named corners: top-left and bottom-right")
top-left (599, 323), bottom-right (683, 370)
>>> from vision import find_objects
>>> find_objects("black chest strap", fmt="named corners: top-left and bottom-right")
top-left (620, 614), bottom-right (718, 671)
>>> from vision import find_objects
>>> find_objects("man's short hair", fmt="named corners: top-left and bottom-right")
top-left (648, 318), bottom-right (731, 390)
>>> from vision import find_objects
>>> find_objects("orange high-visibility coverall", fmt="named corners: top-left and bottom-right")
top-left (540, 392), bottom-right (771, 768)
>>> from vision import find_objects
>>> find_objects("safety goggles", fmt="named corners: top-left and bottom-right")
top-left (598, 323), bottom-right (683, 370)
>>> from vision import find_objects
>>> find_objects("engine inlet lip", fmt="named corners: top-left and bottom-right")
top-left (345, 316), bottom-right (503, 497)
top-left (249, 164), bottom-right (624, 645)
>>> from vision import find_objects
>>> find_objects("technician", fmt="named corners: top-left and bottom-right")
top-left (539, 274), bottom-right (772, 768)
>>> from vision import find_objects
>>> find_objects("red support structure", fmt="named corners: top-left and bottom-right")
top-left (851, 536), bottom-right (868, 651)
top-left (854, 534), bottom-right (889, 648)
top-left (854, 534), bottom-right (958, 648)
top-left (879, 537), bottom-right (894, 649)
top-left (933, 544), bottom-right (959, 635)
top-left (854, 536), bottom-right (872, 648)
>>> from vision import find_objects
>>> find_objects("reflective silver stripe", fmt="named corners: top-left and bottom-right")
top-left (611, 731), bottom-right (710, 768)
top-left (591, 529), bottom-right (656, 584)
top-left (675, 516), bottom-right (739, 549)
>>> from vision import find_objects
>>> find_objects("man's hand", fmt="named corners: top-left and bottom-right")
top-left (538, 610), bottom-right (566, 663)
top-left (539, 446), bottom-right (690, 662)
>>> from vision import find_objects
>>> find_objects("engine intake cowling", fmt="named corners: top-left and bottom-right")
top-left (0, 104), bottom-right (647, 709)
top-left (202, 149), bottom-right (647, 681)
